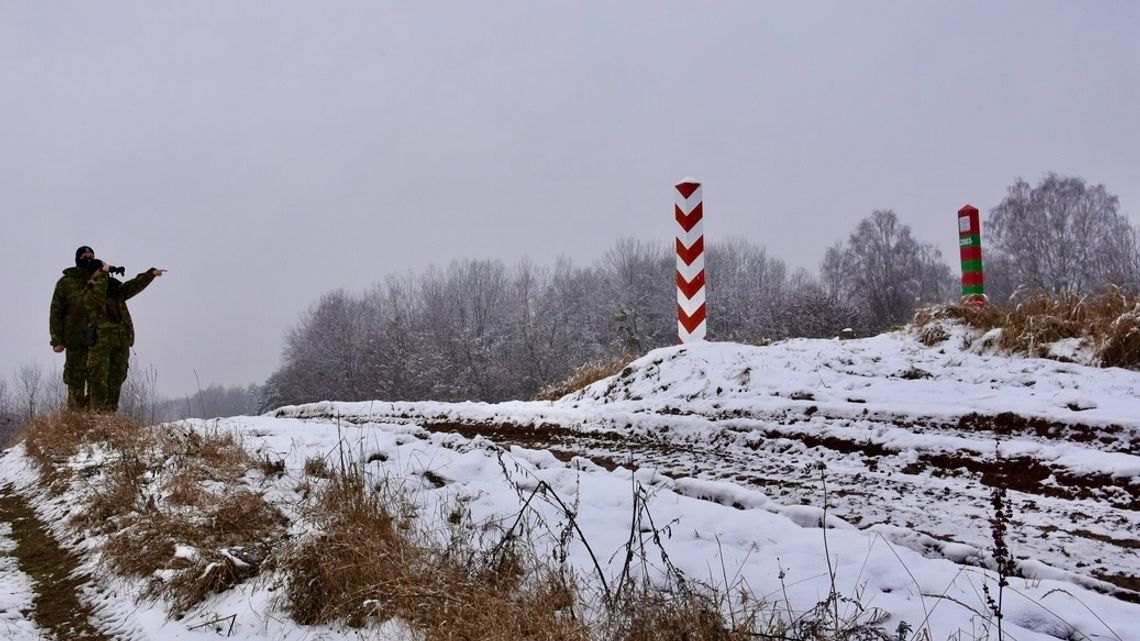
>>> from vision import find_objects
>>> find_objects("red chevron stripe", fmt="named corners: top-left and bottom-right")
top-left (676, 269), bottom-right (706, 299)
top-left (675, 182), bottom-right (700, 199)
top-left (675, 202), bottom-right (703, 232)
top-left (677, 303), bottom-right (707, 333)
top-left (676, 236), bottom-right (704, 266)
top-left (962, 272), bottom-right (984, 286)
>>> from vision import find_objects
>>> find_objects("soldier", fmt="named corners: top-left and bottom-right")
top-left (83, 260), bottom-right (167, 412)
top-left (50, 245), bottom-right (99, 408)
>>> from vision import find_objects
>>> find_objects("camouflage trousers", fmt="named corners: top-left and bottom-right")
top-left (62, 345), bottom-right (90, 409)
top-left (87, 326), bottom-right (131, 412)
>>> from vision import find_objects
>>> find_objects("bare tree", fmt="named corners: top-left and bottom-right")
top-left (602, 238), bottom-right (673, 353)
top-left (439, 259), bottom-right (512, 400)
top-left (988, 174), bottom-right (1138, 295)
top-left (705, 239), bottom-right (789, 342)
top-left (14, 362), bottom-right (45, 424)
top-left (362, 273), bottom-right (435, 401)
top-left (0, 380), bottom-right (9, 419)
top-left (829, 210), bottom-right (955, 331)
top-left (819, 242), bottom-right (847, 303)
top-left (283, 289), bottom-right (370, 403)
top-left (0, 380), bottom-right (16, 445)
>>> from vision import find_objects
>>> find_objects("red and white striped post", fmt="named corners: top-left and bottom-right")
top-left (675, 178), bottom-right (706, 342)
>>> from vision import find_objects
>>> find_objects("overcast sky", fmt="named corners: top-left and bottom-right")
top-left (3, 2), bottom-right (1138, 397)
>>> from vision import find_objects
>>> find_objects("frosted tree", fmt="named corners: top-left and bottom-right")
top-left (705, 239), bottom-right (789, 342)
top-left (819, 242), bottom-right (847, 304)
top-left (601, 238), bottom-right (673, 354)
top-left (505, 258), bottom-right (561, 392)
top-left (273, 289), bottom-right (370, 405)
top-left (14, 362), bottom-right (46, 424)
top-left (987, 174), bottom-right (1139, 296)
top-left (829, 210), bottom-right (955, 331)
top-left (358, 274), bottom-right (435, 401)
top-left (415, 259), bottom-right (516, 400)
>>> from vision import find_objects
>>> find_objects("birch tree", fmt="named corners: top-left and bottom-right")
top-left (988, 174), bottom-right (1138, 295)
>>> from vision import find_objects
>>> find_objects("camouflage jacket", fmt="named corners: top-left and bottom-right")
top-left (81, 269), bottom-right (158, 346)
top-left (49, 267), bottom-right (91, 348)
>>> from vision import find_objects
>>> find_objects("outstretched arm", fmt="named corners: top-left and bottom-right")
top-left (121, 267), bottom-right (166, 300)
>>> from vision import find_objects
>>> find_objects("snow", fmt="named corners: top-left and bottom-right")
top-left (1, 327), bottom-right (1138, 640)
top-left (0, 522), bottom-right (47, 641)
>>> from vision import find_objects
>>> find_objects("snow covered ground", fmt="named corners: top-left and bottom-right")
top-left (1, 324), bottom-right (1138, 640)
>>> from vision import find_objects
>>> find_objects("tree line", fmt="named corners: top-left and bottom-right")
top-left (262, 174), bottom-right (1140, 409)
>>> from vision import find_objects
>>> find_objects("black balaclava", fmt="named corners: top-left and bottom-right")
top-left (75, 246), bottom-right (94, 267)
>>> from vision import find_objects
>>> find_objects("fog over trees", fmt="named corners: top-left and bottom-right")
top-left (4, 174), bottom-right (1137, 435)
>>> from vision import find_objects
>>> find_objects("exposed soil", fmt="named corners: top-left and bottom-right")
top-left (0, 485), bottom-right (113, 640)
top-left (957, 411), bottom-right (1137, 452)
top-left (902, 453), bottom-right (1139, 510)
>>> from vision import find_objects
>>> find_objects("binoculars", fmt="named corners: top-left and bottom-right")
top-left (90, 259), bottom-right (125, 276)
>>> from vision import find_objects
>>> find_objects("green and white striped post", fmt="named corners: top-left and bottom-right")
top-left (958, 204), bottom-right (986, 307)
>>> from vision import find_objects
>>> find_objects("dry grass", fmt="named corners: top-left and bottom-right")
top-left (535, 353), bottom-right (635, 401)
top-left (914, 289), bottom-right (1140, 369)
top-left (303, 455), bottom-right (332, 478)
top-left (20, 412), bottom-right (287, 616)
top-left (281, 471), bottom-right (589, 640)
top-left (22, 411), bottom-right (145, 492)
top-left (603, 586), bottom-right (755, 641)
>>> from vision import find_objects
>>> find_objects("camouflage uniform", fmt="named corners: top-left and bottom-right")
top-left (82, 269), bottom-right (157, 412)
top-left (50, 266), bottom-right (95, 408)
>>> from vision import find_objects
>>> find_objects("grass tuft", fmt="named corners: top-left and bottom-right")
top-left (534, 352), bottom-right (635, 400)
